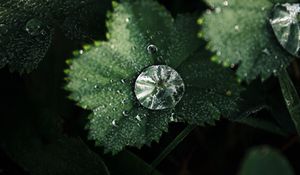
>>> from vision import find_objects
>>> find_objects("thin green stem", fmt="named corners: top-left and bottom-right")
top-left (278, 69), bottom-right (300, 135)
top-left (150, 125), bottom-right (196, 169)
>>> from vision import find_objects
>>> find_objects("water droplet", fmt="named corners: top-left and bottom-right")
top-left (122, 111), bottom-right (129, 116)
top-left (134, 65), bottom-right (185, 110)
top-left (170, 112), bottom-right (177, 122)
top-left (215, 7), bottom-right (222, 13)
top-left (223, 0), bottom-right (229, 6)
top-left (262, 48), bottom-right (271, 55)
top-left (125, 17), bottom-right (130, 22)
top-left (135, 115), bottom-right (142, 121)
top-left (112, 119), bottom-right (118, 127)
top-left (234, 25), bottom-right (240, 31)
top-left (269, 3), bottom-right (300, 57)
top-left (147, 44), bottom-right (158, 54)
top-left (0, 24), bottom-right (8, 34)
top-left (226, 90), bottom-right (232, 96)
top-left (25, 18), bottom-right (45, 36)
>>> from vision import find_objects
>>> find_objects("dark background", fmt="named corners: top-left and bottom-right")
top-left (0, 0), bottom-right (300, 174)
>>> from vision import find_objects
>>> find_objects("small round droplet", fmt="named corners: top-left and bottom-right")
top-left (0, 24), bottom-right (8, 34)
top-left (234, 25), bottom-right (239, 31)
top-left (134, 65), bottom-right (185, 110)
top-left (135, 115), bottom-right (142, 121)
top-left (269, 3), bottom-right (300, 57)
top-left (223, 0), bottom-right (229, 6)
top-left (112, 119), bottom-right (118, 127)
top-left (25, 18), bottom-right (45, 36)
top-left (215, 7), bottom-right (222, 13)
top-left (122, 111), bottom-right (129, 116)
top-left (147, 44), bottom-right (158, 54)
top-left (262, 48), bottom-right (271, 55)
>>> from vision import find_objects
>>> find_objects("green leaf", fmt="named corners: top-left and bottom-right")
top-left (176, 51), bottom-right (243, 125)
top-left (239, 146), bottom-right (295, 175)
top-left (0, 0), bottom-right (109, 73)
top-left (66, 0), bottom-right (242, 154)
top-left (201, 0), bottom-right (297, 82)
top-left (4, 137), bottom-right (110, 175)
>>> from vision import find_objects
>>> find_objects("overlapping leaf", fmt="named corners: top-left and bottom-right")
top-left (66, 0), bottom-right (242, 153)
top-left (202, 0), bottom-right (297, 82)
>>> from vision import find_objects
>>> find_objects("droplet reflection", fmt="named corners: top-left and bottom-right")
top-left (134, 65), bottom-right (185, 110)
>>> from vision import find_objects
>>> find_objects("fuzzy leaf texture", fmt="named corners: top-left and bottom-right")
top-left (65, 0), bottom-right (242, 154)
top-left (0, 0), bottom-right (109, 73)
top-left (201, 0), bottom-right (298, 82)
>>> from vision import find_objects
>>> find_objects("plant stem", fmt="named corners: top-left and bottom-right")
top-left (278, 69), bottom-right (300, 135)
top-left (151, 125), bottom-right (196, 169)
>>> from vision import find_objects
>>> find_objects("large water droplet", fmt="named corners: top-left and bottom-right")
top-left (25, 18), bottom-right (45, 36)
top-left (269, 3), bottom-right (300, 57)
top-left (134, 65), bottom-right (185, 110)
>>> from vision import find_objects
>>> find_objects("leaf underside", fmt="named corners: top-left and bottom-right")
top-left (66, 0), bottom-right (242, 154)
top-left (202, 0), bottom-right (297, 82)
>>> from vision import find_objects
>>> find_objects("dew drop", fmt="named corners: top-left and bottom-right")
top-left (112, 119), bottom-right (117, 127)
top-left (135, 114), bottom-right (142, 121)
top-left (170, 112), bottom-right (177, 122)
top-left (0, 24), bottom-right (8, 34)
top-left (147, 44), bottom-right (158, 54)
top-left (269, 3), bottom-right (300, 57)
top-left (226, 90), bottom-right (232, 96)
top-left (25, 18), bottom-right (45, 36)
top-left (262, 48), bottom-right (271, 55)
top-left (134, 65), bottom-right (185, 110)
top-left (234, 25), bottom-right (240, 31)
top-left (122, 111), bottom-right (129, 116)
top-left (215, 7), bottom-right (222, 13)
top-left (223, 0), bottom-right (229, 6)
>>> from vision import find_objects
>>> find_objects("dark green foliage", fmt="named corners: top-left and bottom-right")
top-left (65, 0), bottom-right (242, 153)
top-left (1, 0), bottom-right (300, 175)
top-left (202, 0), bottom-right (297, 82)
top-left (0, 0), bottom-right (110, 73)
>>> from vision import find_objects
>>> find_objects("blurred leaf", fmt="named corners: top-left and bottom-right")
top-left (0, 0), bottom-right (110, 73)
top-left (201, 0), bottom-right (297, 82)
top-left (239, 146), bottom-right (295, 175)
top-left (4, 137), bottom-right (110, 175)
